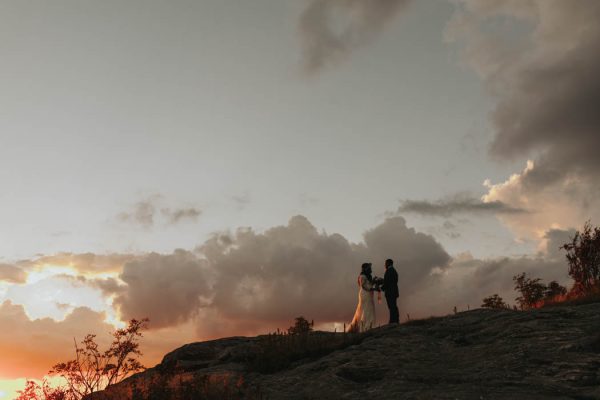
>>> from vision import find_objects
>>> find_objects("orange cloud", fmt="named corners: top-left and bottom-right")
top-left (0, 300), bottom-right (196, 386)
top-left (18, 253), bottom-right (137, 275)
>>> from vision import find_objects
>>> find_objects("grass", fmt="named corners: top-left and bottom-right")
top-left (248, 330), bottom-right (370, 374)
top-left (541, 289), bottom-right (600, 308)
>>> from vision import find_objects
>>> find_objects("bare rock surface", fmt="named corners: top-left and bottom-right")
top-left (86, 303), bottom-right (600, 399)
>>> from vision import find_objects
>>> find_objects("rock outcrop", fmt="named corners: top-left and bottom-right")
top-left (87, 303), bottom-right (600, 399)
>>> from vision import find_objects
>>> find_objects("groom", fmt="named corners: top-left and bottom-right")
top-left (381, 258), bottom-right (399, 324)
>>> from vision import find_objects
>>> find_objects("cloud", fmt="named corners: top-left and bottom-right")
top-left (397, 194), bottom-right (526, 217)
top-left (117, 198), bottom-right (157, 229)
top-left (0, 301), bottom-right (113, 378)
top-left (442, 221), bottom-right (461, 239)
top-left (447, 1), bottom-right (600, 239)
top-left (98, 215), bottom-right (450, 336)
top-left (161, 207), bottom-right (202, 225)
top-left (18, 252), bottom-right (136, 274)
top-left (0, 264), bottom-right (26, 284)
top-left (408, 251), bottom-right (570, 316)
top-left (482, 161), bottom-right (600, 240)
top-left (231, 193), bottom-right (251, 211)
top-left (198, 215), bottom-right (449, 337)
top-left (5, 274), bottom-right (109, 321)
top-left (541, 228), bottom-right (576, 261)
top-left (117, 196), bottom-right (201, 228)
top-left (112, 250), bottom-right (212, 329)
top-left (0, 300), bottom-right (195, 382)
top-left (298, 0), bottom-right (412, 75)
top-left (0, 215), bottom-right (580, 376)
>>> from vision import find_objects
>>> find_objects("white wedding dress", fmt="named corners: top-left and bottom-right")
top-left (349, 273), bottom-right (376, 332)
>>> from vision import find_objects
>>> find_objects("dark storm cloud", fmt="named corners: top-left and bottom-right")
top-left (450, 1), bottom-right (600, 188)
top-left (299, 0), bottom-right (412, 74)
top-left (490, 34), bottom-right (600, 188)
top-left (447, 1), bottom-right (600, 239)
top-left (0, 263), bottom-right (27, 283)
top-left (397, 195), bottom-right (526, 217)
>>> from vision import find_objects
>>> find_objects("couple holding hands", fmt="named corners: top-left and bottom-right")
top-left (349, 259), bottom-right (399, 332)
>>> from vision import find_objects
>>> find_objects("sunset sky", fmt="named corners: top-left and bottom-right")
top-left (1, 0), bottom-right (599, 398)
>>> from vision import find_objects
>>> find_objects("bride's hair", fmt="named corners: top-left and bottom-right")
top-left (360, 262), bottom-right (373, 282)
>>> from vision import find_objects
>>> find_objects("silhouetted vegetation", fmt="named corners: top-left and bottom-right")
top-left (511, 274), bottom-right (569, 309)
top-left (513, 273), bottom-right (547, 309)
top-left (481, 294), bottom-right (509, 309)
top-left (287, 316), bottom-right (313, 335)
top-left (506, 221), bottom-right (600, 310)
top-left (561, 221), bottom-right (600, 295)
top-left (17, 319), bottom-right (148, 400)
top-left (249, 317), bottom-right (369, 374)
top-left (545, 280), bottom-right (568, 299)
top-left (15, 380), bottom-right (72, 400)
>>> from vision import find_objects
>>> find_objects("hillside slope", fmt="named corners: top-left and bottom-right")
top-left (87, 303), bottom-right (600, 399)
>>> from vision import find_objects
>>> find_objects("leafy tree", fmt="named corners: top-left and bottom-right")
top-left (561, 221), bottom-right (600, 294)
top-left (513, 273), bottom-right (546, 309)
top-left (49, 318), bottom-right (148, 399)
top-left (287, 316), bottom-right (313, 335)
top-left (545, 280), bottom-right (567, 300)
top-left (481, 294), bottom-right (509, 309)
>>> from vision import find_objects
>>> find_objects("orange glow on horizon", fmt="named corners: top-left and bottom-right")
top-left (0, 376), bottom-right (67, 400)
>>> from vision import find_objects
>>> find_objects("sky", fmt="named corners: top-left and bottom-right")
top-left (1, 0), bottom-right (599, 398)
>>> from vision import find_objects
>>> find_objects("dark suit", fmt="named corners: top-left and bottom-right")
top-left (382, 266), bottom-right (399, 323)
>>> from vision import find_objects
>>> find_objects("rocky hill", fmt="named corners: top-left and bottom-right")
top-left (86, 303), bottom-right (600, 399)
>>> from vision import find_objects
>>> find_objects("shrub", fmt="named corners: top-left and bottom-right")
top-left (481, 294), bottom-right (509, 309)
top-left (15, 380), bottom-right (73, 400)
top-left (287, 316), bottom-right (313, 335)
top-left (49, 318), bottom-right (148, 399)
top-left (513, 273), bottom-right (546, 309)
top-left (545, 280), bottom-right (567, 299)
top-left (561, 221), bottom-right (600, 295)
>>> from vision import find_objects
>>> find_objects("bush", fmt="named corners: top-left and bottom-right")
top-left (287, 316), bottom-right (313, 335)
top-left (15, 380), bottom-right (73, 400)
top-left (545, 280), bottom-right (567, 299)
top-left (481, 294), bottom-right (509, 309)
top-left (561, 221), bottom-right (600, 295)
top-left (513, 273), bottom-right (547, 309)
top-left (50, 318), bottom-right (148, 398)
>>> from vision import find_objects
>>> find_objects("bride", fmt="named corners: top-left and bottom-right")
top-left (349, 262), bottom-right (378, 332)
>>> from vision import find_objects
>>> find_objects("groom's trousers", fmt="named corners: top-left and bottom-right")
top-left (386, 295), bottom-right (399, 324)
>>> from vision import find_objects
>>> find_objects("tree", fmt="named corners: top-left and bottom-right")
top-left (545, 280), bottom-right (567, 300)
top-left (481, 294), bottom-right (509, 309)
top-left (287, 316), bottom-right (313, 335)
top-left (513, 273), bottom-right (546, 309)
top-left (15, 380), bottom-right (72, 400)
top-left (49, 318), bottom-right (148, 399)
top-left (561, 221), bottom-right (600, 294)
